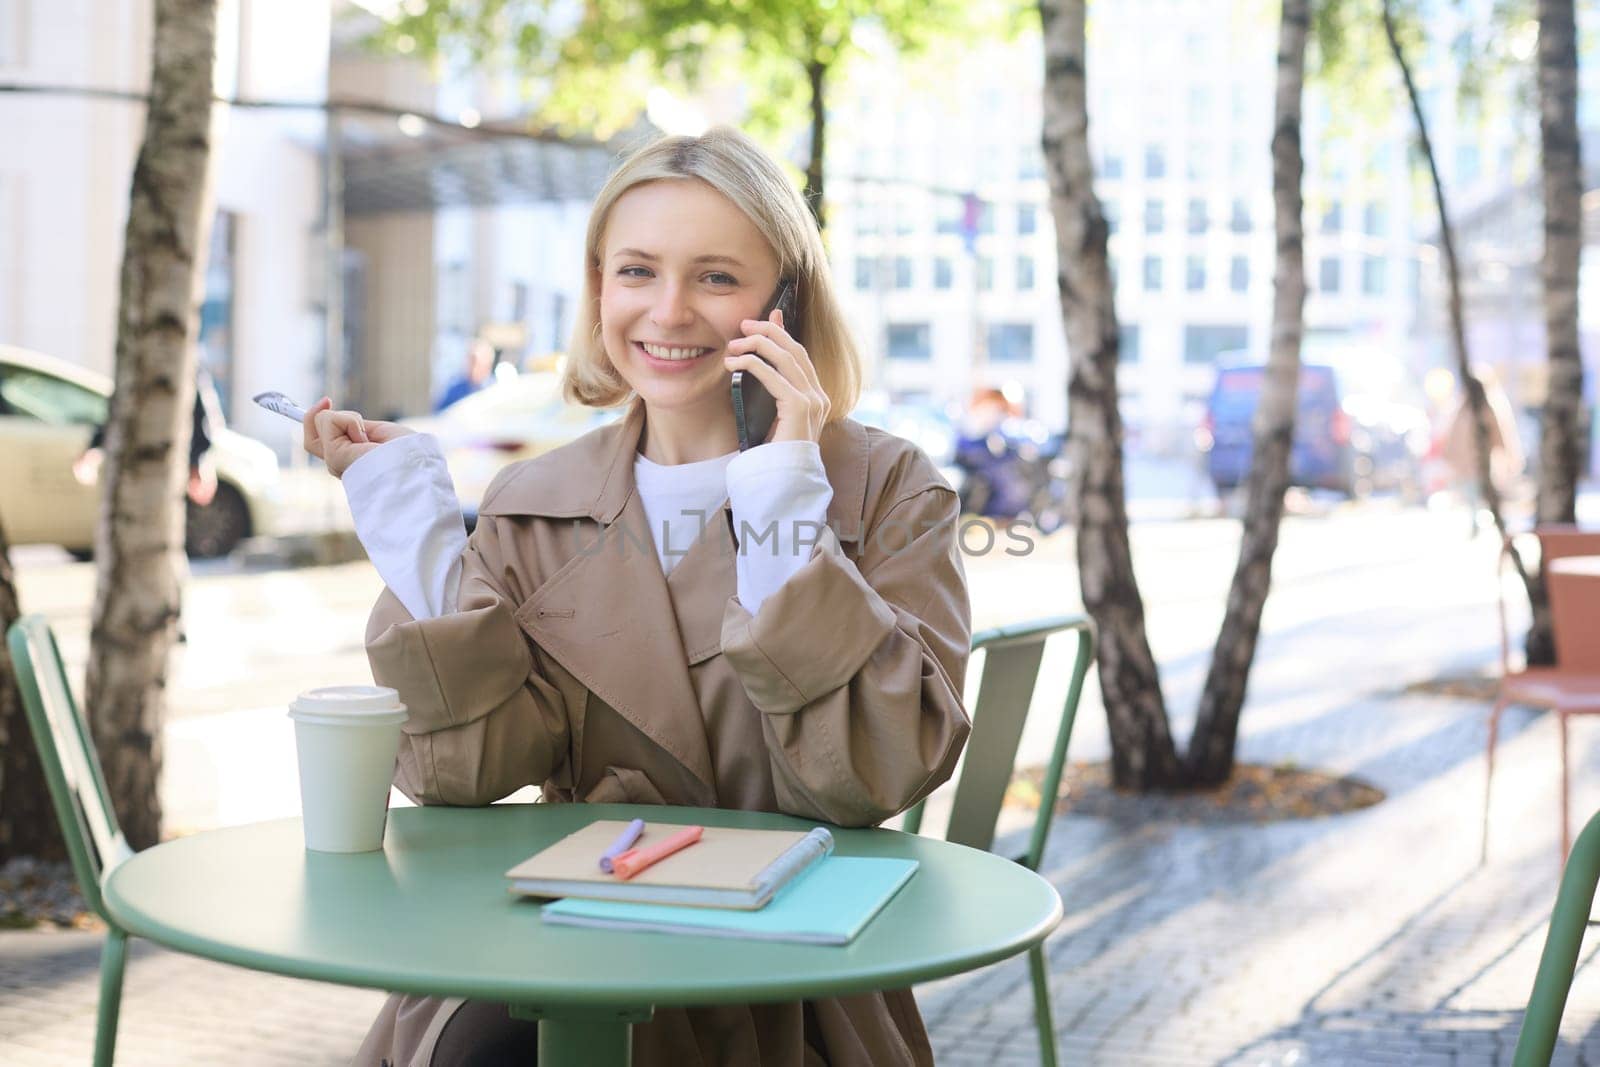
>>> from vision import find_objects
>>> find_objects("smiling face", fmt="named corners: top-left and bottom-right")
top-left (597, 178), bottom-right (782, 426)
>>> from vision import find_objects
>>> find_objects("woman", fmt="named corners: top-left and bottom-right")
top-left (304, 126), bottom-right (972, 1067)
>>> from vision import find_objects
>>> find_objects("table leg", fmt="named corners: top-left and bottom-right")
top-left (509, 1004), bottom-right (650, 1067)
top-left (538, 1014), bottom-right (630, 1066)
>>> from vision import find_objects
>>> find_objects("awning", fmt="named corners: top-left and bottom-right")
top-left (338, 110), bottom-right (655, 215)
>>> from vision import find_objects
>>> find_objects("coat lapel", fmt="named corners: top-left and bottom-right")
top-left (666, 503), bottom-right (738, 665)
top-left (505, 405), bottom-right (717, 792)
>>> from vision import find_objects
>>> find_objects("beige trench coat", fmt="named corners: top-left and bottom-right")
top-left (353, 403), bottom-right (972, 1067)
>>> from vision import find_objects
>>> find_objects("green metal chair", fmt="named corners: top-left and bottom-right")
top-left (1513, 806), bottom-right (1600, 1065)
top-left (7, 614), bottom-right (135, 1067)
top-left (902, 614), bottom-right (1096, 1067)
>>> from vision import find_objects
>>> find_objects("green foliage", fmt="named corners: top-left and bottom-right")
top-left (361, 0), bottom-right (1001, 144)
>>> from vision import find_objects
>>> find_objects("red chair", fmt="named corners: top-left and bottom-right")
top-left (1483, 527), bottom-right (1600, 864)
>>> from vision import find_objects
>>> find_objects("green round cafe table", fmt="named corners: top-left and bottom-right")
top-left (103, 803), bottom-right (1062, 1067)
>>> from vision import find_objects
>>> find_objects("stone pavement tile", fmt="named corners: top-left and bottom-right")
top-left (918, 689), bottom-right (1600, 1066)
top-left (9, 612), bottom-right (1600, 1063)
top-left (0, 929), bottom-right (382, 1064)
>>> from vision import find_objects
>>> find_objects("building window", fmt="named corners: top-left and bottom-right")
top-left (1018, 203), bottom-right (1038, 236)
top-left (936, 198), bottom-right (962, 235)
top-left (1184, 324), bottom-right (1249, 364)
top-left (1104, 199), bottom-right (1120, 234)
top-left (1187, 87), bottom-right (1211, 125)
top-left (1144, 198), bottom-right (1165, 234)
top-left (934, 257), bottom-right (954, 290)
top-left (855, 258), bottom-right (874, 290)
top-left (1186, 256), bottom-right (1206, 292)
top-left (1319, 256), bottom-right (1341, 293)
top-left (1187, 198), bottom-right (1207, 235)
top-left (1143, 255), bottom-right (1163, 291)
top-left (978, 202), bottom-right (996, 235)
top-left (1019, 147), bottom-right (1045, 181)
top-left (1362, 200), bottom-right (1386, 236)
top-left (987, 322), bottom-right (1034, 363)
top-left (1362, 255), bottom-right (1386, 295)
top-left (1017, 256), bottom-right (1035, 291)
top-left (1230, 199), bottom-right (1251, 234)
top-left (1145, 144), bottom-right (1166, 179)
top-left (1120, 324), bottom-right (1140, 363)
top-left (894, 202), bottom-right (917, 236)
top-left (978, 256), bottom-right (995, 290)
top-left (855, 198), bottom-right (880, 235)
top-left (1229, 255), bottom-right (1249, 292)
top-left (1186, 143), bottom-right (1210, 181)
top-left (894, 256), bottom-right (914, 289)
top-left (886, 323), bottom-right (932, 361)
top-left (198, 211), bottom-right (236, 419)
top-left (1102, 152), bottom-right (1123, 179)
top-left (1320, 202), bottom-right (1342, 234)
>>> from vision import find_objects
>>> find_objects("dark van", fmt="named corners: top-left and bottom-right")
top-left (1201, 363), bottom-right (1354, 494)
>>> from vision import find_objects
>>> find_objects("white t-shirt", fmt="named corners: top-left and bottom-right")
top-left (340, 433), bottom-right (833, 620)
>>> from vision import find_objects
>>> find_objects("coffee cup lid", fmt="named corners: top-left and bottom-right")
top-left (289, 685), bottom-right (407, 725)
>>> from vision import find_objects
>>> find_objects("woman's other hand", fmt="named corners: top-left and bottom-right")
top-left (723, 307), bottom-right (829, 445)
top-left (302, 397), bottom-right (415, 479)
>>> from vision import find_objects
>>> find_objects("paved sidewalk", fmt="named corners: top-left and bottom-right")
top-left (6, 511), bottom-right (1600, 1064)
top-left (4, 688), bottom-right (1596, 1064)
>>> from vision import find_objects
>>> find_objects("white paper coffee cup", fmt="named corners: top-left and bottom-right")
top-left (289, 686), bottom-right (407, 853)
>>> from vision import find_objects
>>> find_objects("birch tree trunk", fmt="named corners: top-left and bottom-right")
top-left (1381, 1), bottom-right (1536, 601)
top-left (1526, 0), bottom-right (1585, 665)
top-left (0, 520), bottom-right (63, 862)
top-left (86, 0), bottom-right (219, 850)
top-left (1186, 0), bottom-right (1309, 785)
top-left (1040, 0), bottom-right (1181, 789)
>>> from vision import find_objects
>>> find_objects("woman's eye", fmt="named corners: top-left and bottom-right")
top-left (705, 272), bottom-right (738, 286)
top-left (617, 266), bottom-right (652, 278)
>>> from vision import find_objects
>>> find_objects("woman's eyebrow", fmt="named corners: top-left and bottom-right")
top-left (611, 248), bottom-right (746, 267)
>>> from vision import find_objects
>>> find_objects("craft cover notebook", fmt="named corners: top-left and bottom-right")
top-left (540, 856), bottom-right (918, 945)
top-left (505, 821), bottom-right (833, 909)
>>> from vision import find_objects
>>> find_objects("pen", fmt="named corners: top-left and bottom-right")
top-left (610, 824), bottom-right (704, 881)
top-left (598, 818), bottom-right (646, 873)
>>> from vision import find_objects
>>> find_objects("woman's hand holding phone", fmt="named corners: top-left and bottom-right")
top-left (724, 307), bottom-right (829, 446)
top-left (301, 397), bottom-right (414, 479)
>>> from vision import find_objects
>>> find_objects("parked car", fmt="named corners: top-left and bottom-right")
top-left (1199, 361), bottom-right (1427, 499)
top-left (0, 345), bottom-right (282, 558)
top-left (399, 368), bottom-right (620, 525)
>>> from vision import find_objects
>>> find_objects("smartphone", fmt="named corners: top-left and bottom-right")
top-left (253, 391), bottom-right (308, 423)
top-left (731, 279), bottom-right (797, 452)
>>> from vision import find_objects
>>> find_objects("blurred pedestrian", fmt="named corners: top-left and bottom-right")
top-left (432, 337), bottom-right (496, 412)
top-left (1439, 364), bottom-right (1523, 535)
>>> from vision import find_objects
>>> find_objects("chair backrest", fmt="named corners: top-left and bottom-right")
top-left (1534, 526), bottom-right (1600, 577)
top-left (1498, 527), bottom-right (1600, 673)
top-left (903, 614), bottom-right (1095, 872)
top-left (1547, 560), bottom-right (1600, 674)
top-left (1514, 805), bottom-right (1600, 1065)
top-left (6, 614), bottom-right (131, 922)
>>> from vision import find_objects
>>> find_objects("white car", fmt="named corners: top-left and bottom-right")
top-left (0, 345), bottom-right (282, 558)
top-left (401, 369), bottom-right (620, 521)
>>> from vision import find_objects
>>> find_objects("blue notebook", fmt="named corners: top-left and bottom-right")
top-left (540, 856), bottom-right (917, 945)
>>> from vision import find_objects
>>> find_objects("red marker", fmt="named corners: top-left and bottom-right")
top-left (610, 824), bottom-right (704, 880)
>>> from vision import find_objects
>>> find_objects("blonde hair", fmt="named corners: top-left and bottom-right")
top-left (563, 126), bottom-right (861, 420)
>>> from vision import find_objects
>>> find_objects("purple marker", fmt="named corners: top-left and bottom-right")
top-left (599, 818), bottom-right (646, 873)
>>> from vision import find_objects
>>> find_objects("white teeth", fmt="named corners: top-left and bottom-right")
top-left (640, 342), bottom-right (709, 361)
